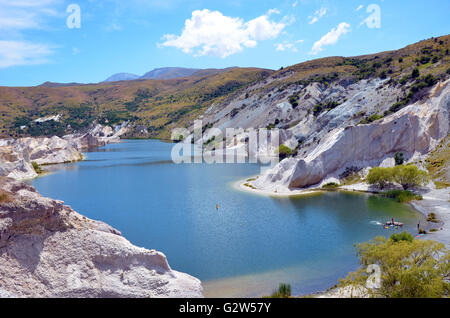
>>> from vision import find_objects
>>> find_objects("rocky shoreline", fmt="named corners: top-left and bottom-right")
top-left (0, 124), bottom-right (204, 298)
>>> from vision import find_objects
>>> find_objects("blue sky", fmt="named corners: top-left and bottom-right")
top-left (0, 0), bottom-right (449, 86)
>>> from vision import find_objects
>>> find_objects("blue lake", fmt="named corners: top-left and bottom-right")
top-left (31, 139), bottom-right (423, 297)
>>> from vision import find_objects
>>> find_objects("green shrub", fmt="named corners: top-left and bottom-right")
top-left (367, 165), bottom-right (429, 190)
top-left (382, 190), bottom-right (422, 203)
top-left (277, 144), bottom-right (293, 159)
top-left (31, 161), bottom-right (43, 174)
top-left (339, 237), bottom-right (449, 297)
top-left (367, 167), bottom-right (394, 189)
top-left (289, 95), bottom-right (299, 108)
top-left (411, 68), bottom-right (420, 78)
top-left (322, 182), bottom-right (339, 190)
top-left (270, 283), bottom-right (291, 298)
top-left (392, 165), bottom-right (429, 190)
top-left (394, 152), bottom-right (404, 165)
top-left (427, 213), bottom-right (439, 223)
top-left (390, 231), bottom-right (414, 243)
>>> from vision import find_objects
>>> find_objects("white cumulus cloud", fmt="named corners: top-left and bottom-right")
top-left (160, 9), bottom-right (286, 58)
top-left (0, 40), bottom-right (54, 68)
top-left (310, 22), bottom-right (350, 55)
top-left (308, 7), bottom-right (327, 24)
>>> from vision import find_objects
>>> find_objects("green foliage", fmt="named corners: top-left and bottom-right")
top-left (394, 152), bottom-right (404, 165)
top-left (392, 165), bottom-right (429, 190)
top-left (312, 100), bottom-right (340, 116)
top-left (411, 68), bottom-right (420, 78)
top-left (389, 231), bottom-right (414, 243)
top-left (277, 144), bottom-right (293, 159)
top-left (339, 237), bottom-right (450, 298)
top-left (322, 182), bottom-right (339, 190)
top-left (270, 283), bottom-right (292, 298)
top-left (99, 110), bottom-right (135, 126)
top-left (367, 165), bottom-right (429, 190)
top-left (419, 228), bottom-right (427, 234)
top-left (360, 113), bottom-right (383, 124)
top-left (288, 95), bottom-right (299, 108)
top-left (13, 116), bottom-right (32, 128)
top-left (31, 161), bottom-right (43, 174)
top-left (382, 190), bottom-right (422, 203)
top-left (388, 74), bottom-right (436, 114)
top-left (27, 120), bottom-right (66, 137)
top-left (366, 167), bottom-right (394, 189)
top-left (427, 213), bottom-right (439, 223)
top-left (419, 56), bottom-right (431, 64)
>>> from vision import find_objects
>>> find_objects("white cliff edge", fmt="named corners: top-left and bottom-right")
top-left (251, 80), bottom-right (449, 193)
top-left (0, 177), bottom-right (203, 298)
top-left (0, 123), bottom-right (128, 181)
top-left (0, 122), bottom-right (204, 298)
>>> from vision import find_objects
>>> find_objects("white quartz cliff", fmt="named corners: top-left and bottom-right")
top-left (0, 177), bottom-right (203, 298)
top-left (252, 80), bottom-right (449, 192)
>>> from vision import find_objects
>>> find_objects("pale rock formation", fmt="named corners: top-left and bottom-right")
top-left (0, 177), bottom-right (203, 298)
top-left (64, 122), bottom-right (129, 150)
top-left (253, 80), bottom-right (450, 192)
top-left (0, 123), bottom-right (129, 181)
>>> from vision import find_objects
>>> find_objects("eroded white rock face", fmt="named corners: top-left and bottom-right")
top-left (254, 80), bottom-right (450, 191)
top-left (0, 123), bottom-right (129, 181)
top-left (0, 178), bottom-right (203, 298)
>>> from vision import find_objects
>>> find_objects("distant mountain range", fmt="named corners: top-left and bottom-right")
top-left (38, 67), bottom-right (239, 87)
top-left (103, 67), bottom-right (204, 82)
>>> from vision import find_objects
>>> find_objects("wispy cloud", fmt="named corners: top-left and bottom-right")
top-left (160, 9), bottom-right (286, 58)
top-left (275, 39), bottom-right (303, 52)
top-left (310, 22), bottom-right (350, 55)
top-left (308, 7), bottom-right (327, 24)
top-left (0, 0), bottom-right (60, 68)
top-left (292, 1), bottom-right (298, 8)
top-left (0, 40), bottom-right (54, 68)
top-left (356, 5), bottom-right (364, 11)
top-left (0, 0), bottom-right (60, 30)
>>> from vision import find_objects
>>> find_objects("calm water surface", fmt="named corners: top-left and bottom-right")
top-left (32, 140), bottom-right (423, 297)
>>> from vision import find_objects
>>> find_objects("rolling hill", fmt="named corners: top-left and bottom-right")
top-left (0, 67), bottom-right (272, 139)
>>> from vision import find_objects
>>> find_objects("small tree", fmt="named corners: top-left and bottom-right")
top-left (277, 144), bottom-right (293, 159)
top-left (394, 152), bottom-right (404, 165)
top-left (31, 161), bottom-right (43, 174)
top-left (392, 165), bottom-right (429, 190)
top-left (389, 231), bottom-right (414, 243)
top-left (338, 237), bottom-right (450, 298)
top-left (366, 167), bottom-right (393, 189)
top-left (411, 68), bottom-right (420, 78)
top-left (270, 283), bottom-right (291, 298)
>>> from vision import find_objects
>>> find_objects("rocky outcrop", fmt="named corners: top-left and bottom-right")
top-left (252, 80), bottom-right (449, 192)
top-left (64, 122), bottom-right (129, 150)
top-left (0, 177), bottom-right (203, 298)
top-left (0, 123), bottom-right (129, 181)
